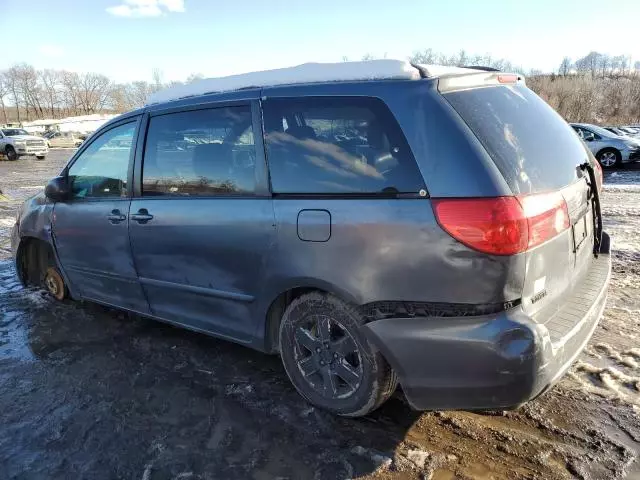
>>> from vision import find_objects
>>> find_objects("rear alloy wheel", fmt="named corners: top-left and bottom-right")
top-left (5, 146), bottom-right (17, 161)
top-left (43, 266), bottom-right (67, 301)
top-left (597, 149), bottom-right (621, 169)
top-left (279, 292), bottom-right (397, 417)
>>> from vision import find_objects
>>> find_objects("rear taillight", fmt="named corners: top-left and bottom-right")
top-left (432, 193), bottom-right (570, 256)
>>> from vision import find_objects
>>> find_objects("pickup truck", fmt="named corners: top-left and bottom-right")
top-left (0, 128), bottom-right (48, 161)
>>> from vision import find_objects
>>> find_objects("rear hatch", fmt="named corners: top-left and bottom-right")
top-left (439, 76), bottom-right (601, 334)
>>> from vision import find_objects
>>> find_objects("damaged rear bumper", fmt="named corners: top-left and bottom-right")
top-left (362, 233), bottom-right (611, 411)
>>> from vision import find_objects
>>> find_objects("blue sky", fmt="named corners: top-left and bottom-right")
top-left (1, 0), bottom-right (639, 83)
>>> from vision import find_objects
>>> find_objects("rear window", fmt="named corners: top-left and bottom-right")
top-left (444, 85), bottom-right (587, 194)
top-left (263, 96), bottom-right (425, 195)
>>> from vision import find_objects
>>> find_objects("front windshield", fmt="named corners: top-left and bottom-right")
top-left (2, 129), bottom-right (29, 136)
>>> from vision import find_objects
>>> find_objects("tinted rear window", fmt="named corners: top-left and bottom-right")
top-left (444, 85), bottom-right (587, 194)
top-left (263, 96), bottom-right (425, 195)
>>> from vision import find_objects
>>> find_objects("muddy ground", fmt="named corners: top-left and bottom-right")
top-left (0, 151), bottom-right (639, 480)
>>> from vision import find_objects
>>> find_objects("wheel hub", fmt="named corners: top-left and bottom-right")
top-left (46, 275), bottom-right (59, 295)
top-left (293, 315), bottom-right (363, 399)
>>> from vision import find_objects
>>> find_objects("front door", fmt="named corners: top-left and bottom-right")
top-left (128, 103), bottom-right (274, 341)
top-left (52, 119), bottom-right (150, 313)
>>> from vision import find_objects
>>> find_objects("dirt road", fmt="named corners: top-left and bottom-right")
top-left (0, 151), bottom-right (638, 479)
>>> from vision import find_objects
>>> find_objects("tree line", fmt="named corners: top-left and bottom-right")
top-left (0, 50), bottom-right (639, 125)
top-left (406, 49), bottom-right (640, 124)
top-left (0, 65), bottom-right (204, 123)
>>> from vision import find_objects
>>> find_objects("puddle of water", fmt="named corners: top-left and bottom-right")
top-left (431, 468), bottom-right (457, 480)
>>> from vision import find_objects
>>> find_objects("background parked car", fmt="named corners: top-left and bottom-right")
top-left (603, 126), bottom-right (630, 137)
top-left (570, 123), bottom-right (640, 168)
top-left (47, 131), bottom-right (84, 149)
top-left (0, 128), bottom-right (48, 160)
top-left (618, 126), bottom-right (640, 137)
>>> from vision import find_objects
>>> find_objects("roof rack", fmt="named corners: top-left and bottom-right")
top-left (460, 66), bottom-right (500, 72)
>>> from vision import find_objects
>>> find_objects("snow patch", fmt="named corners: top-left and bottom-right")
top-left (603, 184), bottom-right (640, 193)
top-left (0, 218), bottom-right (14, 227)
top-left (147, 60), bottom-right (420, 104)
top-left (570, 361), bottom-right (640, 407)
top-left (405, 449), bottom-right (431, 468)
top-left (21, 114), bottom-right (118, 134)
top-left (594, 343), bottom-right (639, 368)
top-left (351, 445), bottom-right (393, 470)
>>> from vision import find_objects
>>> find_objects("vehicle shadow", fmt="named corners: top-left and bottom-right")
top-left (6, 292), bottom-right (423, 479)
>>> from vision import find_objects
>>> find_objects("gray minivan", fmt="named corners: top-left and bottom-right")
top-left (11, 61), bottom-right (610, 417)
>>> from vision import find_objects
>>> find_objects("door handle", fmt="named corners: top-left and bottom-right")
top-left (131, 209), bottom-right (154, 224)
top-left (107, 209), bottom-right (126, 224)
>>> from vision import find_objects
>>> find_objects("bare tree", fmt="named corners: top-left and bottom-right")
top-left (60, 71), bottom-right (80, 116)
top-left (559, 57), bottom-right (572, 76)
top-left (410, 49), bottom-right (437, 64)
top-left (13, 64), bottom-right (45, 120)
top-left (39, 69), bottom-right (60, 118)
top-left (598, 54), bottom-right (610, 78)
top-left (455, 50), bottom-right (468, 66)
top-left (4, 66), bottom-right (22, 122)
top-left (0, 73), bottom-right (9, 123)
top-left (575, 51), bottom-right (602, 78)
top-left (76, 73), bottom-right (111, 114)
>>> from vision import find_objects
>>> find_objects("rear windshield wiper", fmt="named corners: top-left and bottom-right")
top-left (580, 162), bottom-right (603, 257)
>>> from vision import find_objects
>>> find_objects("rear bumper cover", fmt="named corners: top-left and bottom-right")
top-left (363, 232), bottom-right (611, 410)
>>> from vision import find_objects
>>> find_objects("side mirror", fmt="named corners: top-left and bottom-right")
top-left (45, 175), bottom-right (70, 202)
top-left (583, 132), bottom-right (595, 142)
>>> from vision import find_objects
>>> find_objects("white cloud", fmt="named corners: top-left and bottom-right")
top-left (106, 0), bottom-right (184, 17)
top-left (39, 45), bottom-right (64, 57)
top-left (159, 0), bottom-right (185, 12)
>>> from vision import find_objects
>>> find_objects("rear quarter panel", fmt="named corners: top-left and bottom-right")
top-left (261, 199), bottom-right (525, 309)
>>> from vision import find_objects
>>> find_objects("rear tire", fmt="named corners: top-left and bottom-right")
top-left (36, 155), bottom-right (46, 160)
top-left (279, 292), bottom-right (397, 417)
top-left (5, 146), bottom-right (17, 161)
top-left (596, 148), bottom-right (621, 169)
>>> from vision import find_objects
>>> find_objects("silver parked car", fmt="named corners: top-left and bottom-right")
top-left (619, 126), bottom-right (640, 137)
top-left (570, 123), bottom-right (640, 168)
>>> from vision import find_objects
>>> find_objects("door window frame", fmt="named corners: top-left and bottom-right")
top-left (260, 94), bottom-right (427, 198)
top-left (61, 115), bottom-right (141, 203)
top-left (132, 100), bottom-right (269, 199)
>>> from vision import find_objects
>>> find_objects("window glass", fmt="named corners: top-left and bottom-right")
top-left (444, 86), bottom-right (586, 194)
top-left (142, 106), bottom-right (256, 196)
top-left (68, 122), bottom-right (135, 199)
top-left (263, 97), bottom-right (424, 194)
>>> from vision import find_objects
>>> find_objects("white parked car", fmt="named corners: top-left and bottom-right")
top-left (0, 128), bottom-right (48, 161)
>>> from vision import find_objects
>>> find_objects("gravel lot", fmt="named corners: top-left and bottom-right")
top-left (0, 150), bottom-right (639, 480)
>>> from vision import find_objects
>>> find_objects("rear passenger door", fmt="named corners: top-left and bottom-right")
top-left (128, 102), bottom-right (274, 341)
